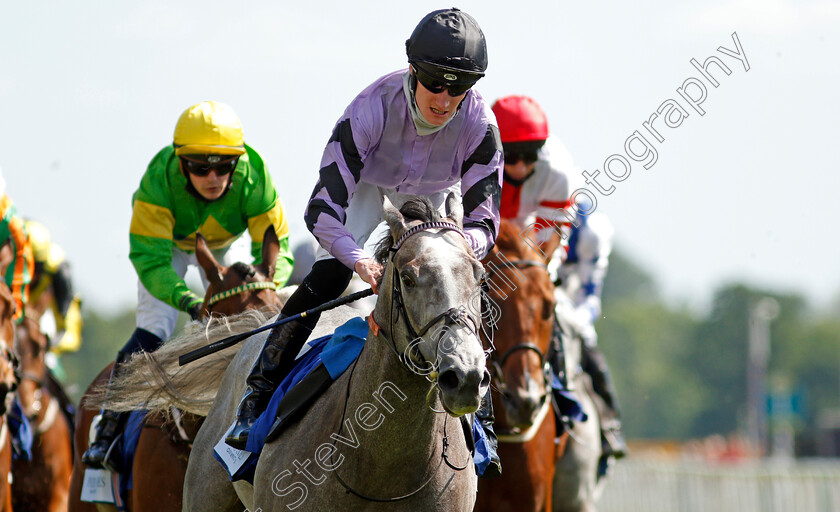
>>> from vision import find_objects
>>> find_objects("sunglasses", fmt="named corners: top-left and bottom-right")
top-left (504, 151), bottom-right (539, 165)
top-left (412, 66), bottom-right (475, 97)
top-left (180, 155), bottom-right (239, 177)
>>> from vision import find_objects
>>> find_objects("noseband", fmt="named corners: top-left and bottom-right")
top-left (373, 221), bottom-right (481, 380)
top-left (332, 220), bottom-right (478, 502)
top-left (205, 281), bottom-right (277, 308)
top-left (484, 258), bottom-right (553, 413)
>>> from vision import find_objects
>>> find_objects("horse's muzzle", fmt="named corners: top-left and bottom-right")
top-left (436, 364), bottom-right (490, 416)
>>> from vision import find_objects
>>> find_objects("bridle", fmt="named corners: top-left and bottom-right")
top-left (372, 221), bottom-right (481, 382)
top-left (205, 281), bottom-right (277, 308)
top-left (484, 257), bottom-right (555, 435)
top-left (333, 220), bottom-right (478, 503)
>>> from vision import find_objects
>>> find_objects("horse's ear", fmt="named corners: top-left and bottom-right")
top-left (195, 233), bottom-right (223, 286)
top-left (382, 196), bottom-right (407, 239)
top-left (259, 226), bottom-right (279, 281)
top-left (444, 192), bottom-right (463, 228)
top-left (0, 241), bottom-right (12, 277)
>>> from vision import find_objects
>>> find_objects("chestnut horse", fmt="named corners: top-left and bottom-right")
top-left (68, 230), bottom-right (284, 512)
top-left (11, 313), bottom-right (74, 512)
top-left (475, 219), bottom-right (565, 512)
top-left (0, 243), bottom-right (21, 511)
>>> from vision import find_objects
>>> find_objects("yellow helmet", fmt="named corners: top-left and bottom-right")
top-left (24, 220), bottom-right (51, 263)
top-left (173, 101), bottom-right (246, 156)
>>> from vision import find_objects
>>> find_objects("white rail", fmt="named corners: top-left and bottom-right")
top-left (599, 458), bottom-right (840, 512)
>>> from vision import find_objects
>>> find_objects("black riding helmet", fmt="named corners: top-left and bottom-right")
top-left (406, 8), bottom-right (487, 89)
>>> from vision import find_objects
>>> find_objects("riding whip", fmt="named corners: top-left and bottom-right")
top-left (178, 288), bottom-right (374, 366)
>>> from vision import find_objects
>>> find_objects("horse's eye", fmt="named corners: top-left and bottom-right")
top-left (401, 274), bottom-right (416, 288)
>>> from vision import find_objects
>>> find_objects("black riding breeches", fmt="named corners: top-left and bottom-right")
top-left (281, 258), bottom-right (354, 320)
top-left (581, 343), bottom-right (622, 418)
top-left (120, 327), bottom-right (164, 355)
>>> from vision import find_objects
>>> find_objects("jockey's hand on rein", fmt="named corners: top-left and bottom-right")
top-left (187, 303), bottom-right (202, 321)
top-left (354, 258), bottom-right (384, 294)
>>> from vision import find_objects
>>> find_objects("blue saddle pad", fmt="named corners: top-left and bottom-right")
top-left (8, 397), bottom-right (33, 461)
top-left (215, 317), bottom-right (492, 481)
top-left (551, 373), bottom-right (587, 423)
top-left (217, 317), bottom-right (368, 483)
top-left (116, 410), bottom-right (146, 506)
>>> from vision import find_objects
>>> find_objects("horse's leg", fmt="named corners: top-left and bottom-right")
top-left (69, 370), bottom-right (113, 512)
top-left (132, 425), bottom-right (190, 512)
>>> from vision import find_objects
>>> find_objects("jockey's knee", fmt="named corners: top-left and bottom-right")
top-left (121, 327), bottom-right (164, 355)
top-left (281, 259), bottom-right (353, 316)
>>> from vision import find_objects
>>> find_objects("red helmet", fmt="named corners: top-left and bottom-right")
top-left (491, 95), bottom-right (549, 143)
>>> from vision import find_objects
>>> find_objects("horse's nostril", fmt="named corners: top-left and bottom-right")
top-left (480, 370), bottom-right (491, 389)
top-left (437, 369), bottom-right (459, 394)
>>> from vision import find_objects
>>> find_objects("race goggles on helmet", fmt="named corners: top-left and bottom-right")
top-left (502, 140), bottom-right (545, 166)
top-left (180, 154), bottom-right (239, 177)
top-left (503, 150), bottom-right (539, 165)
top-left (411, 63), bottom-right (477, 97)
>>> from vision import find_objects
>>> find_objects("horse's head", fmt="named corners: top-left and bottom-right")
top-left (374, 194), bottom-right (489, 416)
top-left (483, 220), bottom-right (555, 430)
top-left (195, 227), bottom-right (284, 318)
top-left (14, 316), bottom-right (48, 418)
top-left (0, 242), bottom-right (18, 415)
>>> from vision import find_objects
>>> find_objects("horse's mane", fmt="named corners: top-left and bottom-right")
top-left (373, 197), bottom-right (442, 265)
top-left (85, 286), bottom-right (296, 416)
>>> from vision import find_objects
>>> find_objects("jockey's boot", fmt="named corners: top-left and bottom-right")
top-left (581, 342), bottom-right (627, 459)
top-left (82, 350), bottom-right (132, 472)
top-left (226, 318), bottom-right (312, 450)
top-left (476, 386), bottom-right (502, 478)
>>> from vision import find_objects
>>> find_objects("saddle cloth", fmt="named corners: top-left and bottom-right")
top-left (8, 397), bottom-right (33, 461)
top-left (214, 317), bottom-right (492, 482)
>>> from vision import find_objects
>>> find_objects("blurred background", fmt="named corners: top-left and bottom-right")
top-left (2, 1), bottom-right (838, 509)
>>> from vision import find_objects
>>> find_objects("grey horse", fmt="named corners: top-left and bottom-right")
top-left (552, 297), bottom-right (609, 512)
top-left (172, 195), bottom-right (489, 511)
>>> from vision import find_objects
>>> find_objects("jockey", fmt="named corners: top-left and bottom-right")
top-left (225, 8), bottom-right (504, 477)
top-left (491, 95), bottom-right (627, 458)
top-left (23, 220), bottom-right (83, 361)
top-left (0, 169), bottom-right (33, 323)
top-left (555, 210), bottom-right (626, 458)
top-left (82, 101), bottom-right (295, 471)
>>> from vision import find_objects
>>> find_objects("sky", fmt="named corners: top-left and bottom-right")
top-left (1, 0), bottom-right (838, 314)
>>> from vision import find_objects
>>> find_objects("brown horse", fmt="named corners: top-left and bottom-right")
top-left (68, 229), bottom-right (284, 512)
top-left (0, 243), bottom-right (21, 512)
top-left (11, 313), bottom-right (74, 512)
top-left (475, 219), bottom-right (566, 512)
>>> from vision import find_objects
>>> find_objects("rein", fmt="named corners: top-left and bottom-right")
top-left (332, 220), bottom-right (475, 503)
top-left (484, 257), bottom-right (555, 438)
top-left (373, 221), bottom-right (481, 382)
top-left (205, 281), bottom-right (276, 307)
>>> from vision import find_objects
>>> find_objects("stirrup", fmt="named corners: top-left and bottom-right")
top-left (101, 433), bottom-right (124, 473)
top-left (225, 420), bottom-right (253, 450)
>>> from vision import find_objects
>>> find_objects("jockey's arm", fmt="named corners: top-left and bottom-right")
top-left (240, 151), bottom-right (295, 288)
top-left (0, 196), bottom-right (32, 323)
top-left (539, 229), bottom-right (564, 265)
top-left (460, 125), bottom-right (503, 260)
